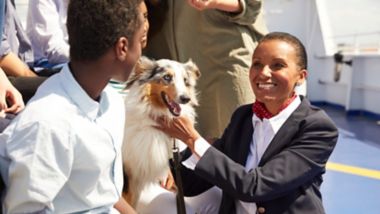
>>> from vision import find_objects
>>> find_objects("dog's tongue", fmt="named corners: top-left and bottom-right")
top-left (161, 92), bottom-right (181, 116)
top-left (168, 100), bottom-right (181, 116)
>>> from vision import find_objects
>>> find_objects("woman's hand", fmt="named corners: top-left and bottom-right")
top-left (154, 116), bottom-right (200, 152)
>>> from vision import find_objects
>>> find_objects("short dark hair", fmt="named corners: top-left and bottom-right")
top-left (259, 32), bottom-right (308, 70)
top-left (67, 0), bottom-right (143, 61)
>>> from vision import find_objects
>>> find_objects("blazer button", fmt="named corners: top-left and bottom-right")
top-left (257, 207), bottom-right (266, 213)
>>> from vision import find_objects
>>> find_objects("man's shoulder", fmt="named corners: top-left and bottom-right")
top-left (20, 87), bottom-right (76, 128)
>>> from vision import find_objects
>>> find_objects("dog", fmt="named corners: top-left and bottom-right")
top-left (121, 56), bottom-right (200, 207)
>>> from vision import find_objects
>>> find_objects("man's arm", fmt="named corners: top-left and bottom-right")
top-left (0, 52), bottom-right (37, 77)
top-left (4, 121), bottom-right (72, 213)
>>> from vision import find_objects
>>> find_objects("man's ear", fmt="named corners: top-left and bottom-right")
top-left (115, 37), bottom-right (129, 61)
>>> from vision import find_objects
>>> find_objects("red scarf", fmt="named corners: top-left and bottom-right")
top-left (252, 94), bottom-right (297, 119)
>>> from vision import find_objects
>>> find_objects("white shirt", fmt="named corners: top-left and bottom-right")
top-left (0, 64), bottom-right (125, 213)
top-left (184, 96), bottom-right (301, 214)
top-left (26, 0), bottom-right (69, 64)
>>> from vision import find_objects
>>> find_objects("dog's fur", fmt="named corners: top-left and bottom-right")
top-left (122, 56), bottom-right (200, 207)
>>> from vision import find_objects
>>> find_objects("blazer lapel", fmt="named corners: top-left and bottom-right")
top-left (259, 98), bottom-right (309, 165)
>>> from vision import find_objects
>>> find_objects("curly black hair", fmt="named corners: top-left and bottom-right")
top-left (67, 0), bottom-right (143, 61)
top-left (259, 32), bottom-right (308, 70)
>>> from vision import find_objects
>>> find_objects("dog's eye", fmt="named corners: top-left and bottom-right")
top-left (184, 78), bottom-right (190, 86)
top-left (163, 74), bottom-right (172, 82)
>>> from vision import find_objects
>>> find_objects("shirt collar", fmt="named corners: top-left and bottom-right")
top-left (252, 96), bottom-right (301, 133)
top-left (59, 64), bottom-right (109, 121)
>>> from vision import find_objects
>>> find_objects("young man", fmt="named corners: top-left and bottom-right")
top-left (0, 0), bottom-right (144, 213)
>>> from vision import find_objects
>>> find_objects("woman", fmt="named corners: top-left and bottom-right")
top-left (155, 32), bottom-right (338, 214)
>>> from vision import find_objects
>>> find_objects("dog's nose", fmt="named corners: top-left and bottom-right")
top-left (179, 95), bottom-right (191, 104)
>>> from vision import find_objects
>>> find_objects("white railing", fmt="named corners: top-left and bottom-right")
top-left (333, 31), bottom-right (380, 55)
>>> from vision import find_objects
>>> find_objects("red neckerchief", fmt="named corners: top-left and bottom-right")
top-left (252, 94), bottom-right (297, 120)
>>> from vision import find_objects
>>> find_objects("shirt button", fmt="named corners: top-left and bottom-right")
top-left (258, 207), bottom-right (266, 213)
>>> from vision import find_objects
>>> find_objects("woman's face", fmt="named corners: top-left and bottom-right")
top-left (249, 40), bottom-right (307, 110)
top-left (139, 1), bottom-right (149, 48)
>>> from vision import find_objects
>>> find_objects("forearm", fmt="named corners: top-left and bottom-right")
top-left (0, 53), bottom-right (37, 77)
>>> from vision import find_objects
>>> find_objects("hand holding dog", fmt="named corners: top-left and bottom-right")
top-left (187, 0), bottom-right (242, 12)
top-left (155, 116), bottom-right (200, 153)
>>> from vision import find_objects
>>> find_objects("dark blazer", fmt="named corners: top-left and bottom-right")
top-left (179, 97), bottom-right (338, 214)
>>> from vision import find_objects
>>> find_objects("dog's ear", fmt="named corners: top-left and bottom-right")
top-left (185, 59), bottom-right (201, 79)
top-left (139, 56), bottom-right (157, 71)
top-left (125, 61), bottom-right (141, 89)
top-left (125, 56), bottom-right (158, 89)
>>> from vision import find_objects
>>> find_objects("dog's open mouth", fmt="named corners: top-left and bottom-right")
top-left (161, 91), bottom-right (181, 116)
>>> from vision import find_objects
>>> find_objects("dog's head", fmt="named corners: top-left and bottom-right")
top-left (126, 56), bottom-right (200, 116)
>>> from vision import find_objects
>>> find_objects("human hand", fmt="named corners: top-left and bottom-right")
top-left (154, 116), bottom-right (200, 151)
top-left (187, 0), bottom-right (242, 12)
top-left (187, 0), bottom-right (217, 11)
top-left (0, 75), bottom-right (25, 115)
top-left (159, 170), bottom-right (177, 192)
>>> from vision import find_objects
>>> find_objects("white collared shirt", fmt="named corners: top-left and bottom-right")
top-left (26, 0), bottom-right (69, 64)
top-left (184, 96), bottom-right (301, 214)
top-left (0, 64), bottom-right (125, 213)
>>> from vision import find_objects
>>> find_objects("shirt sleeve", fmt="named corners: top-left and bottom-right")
top-left (26, 0), bottom-right (69, 64)
top-left (4, 120), bottom-right (73, 213)
top-left (182, 137), bottom-right (210, 170)
top-left (223, 0), bottom-right (264, 26)
top-left (0, 33), bottom-right (11, 57)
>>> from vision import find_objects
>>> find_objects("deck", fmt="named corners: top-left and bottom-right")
top-left (319, 105), bottom-right (380, 213)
